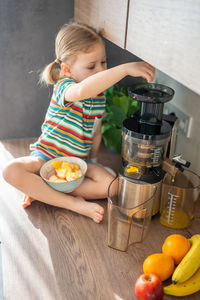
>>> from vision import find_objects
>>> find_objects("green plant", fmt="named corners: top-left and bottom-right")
top-left (102, 85), bottom-right (140, 154)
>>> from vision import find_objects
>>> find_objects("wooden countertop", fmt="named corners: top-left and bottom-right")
top-left (0, 139), bottom-right (200, 300)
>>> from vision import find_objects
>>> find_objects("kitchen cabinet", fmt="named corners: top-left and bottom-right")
top-left (74, 0), bottom-right (129, 48)
top-left (74, 0), bottom-right (200, 95)
top-left (126, 0), bottom-right (200, 95)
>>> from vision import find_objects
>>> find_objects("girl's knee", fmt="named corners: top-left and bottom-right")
top-left (3, 161), bottom-right (23, 186)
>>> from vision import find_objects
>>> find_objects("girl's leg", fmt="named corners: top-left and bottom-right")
top-left (72, 163), bottom-right (115, 199)
top-left (22, 163), bottom-right (115, 208)
top-left (3, 157), bottom-right (113, 223)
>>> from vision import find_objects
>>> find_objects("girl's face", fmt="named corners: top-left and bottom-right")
top-left (68, 41), bottom-right (107, 82)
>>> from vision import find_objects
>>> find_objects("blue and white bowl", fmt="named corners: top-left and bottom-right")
top-left (40, 156), bottom-right (87, 193)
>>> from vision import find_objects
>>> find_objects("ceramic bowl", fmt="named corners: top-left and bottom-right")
top-left (40, 156), bottom-right (87, 193)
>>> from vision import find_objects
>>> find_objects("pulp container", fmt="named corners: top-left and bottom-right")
top-left (107, 175), bottom-right (156, 251)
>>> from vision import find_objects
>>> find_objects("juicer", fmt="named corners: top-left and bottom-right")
top-left (120, 83), bottom-right (177, 215)
top-left (107, 83), bottom-right (191, 251)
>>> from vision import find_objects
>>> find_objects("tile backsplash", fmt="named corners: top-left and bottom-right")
top-left (155, 70), bottom-right (200, 175)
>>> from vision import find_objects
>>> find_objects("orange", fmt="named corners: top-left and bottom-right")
top-left (143, 253), bottom-right (174, 281)
top-left (162, 234), bottom-right (191, 265)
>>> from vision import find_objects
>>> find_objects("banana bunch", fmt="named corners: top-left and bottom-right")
top-left (164, 234), bottom-right (200, 297)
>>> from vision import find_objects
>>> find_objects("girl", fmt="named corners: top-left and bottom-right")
top-left (3, 22), bottom-right (155, 223)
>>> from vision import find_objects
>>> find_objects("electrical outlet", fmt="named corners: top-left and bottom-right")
top-left (164, 103), bottom-right (192, 138)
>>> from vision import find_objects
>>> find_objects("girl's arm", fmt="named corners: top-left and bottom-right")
top-left (65, 62), bottom-right (155, 102)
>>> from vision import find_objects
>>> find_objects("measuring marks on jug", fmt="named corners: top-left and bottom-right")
top-left (160, 192), bottom-right (189, 229)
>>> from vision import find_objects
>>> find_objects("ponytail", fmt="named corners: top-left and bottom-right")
top-left (40, 60), bottom-right (60, 85)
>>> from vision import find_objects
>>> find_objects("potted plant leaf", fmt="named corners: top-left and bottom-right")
top-left (102, 85), bottom-right (140, 154)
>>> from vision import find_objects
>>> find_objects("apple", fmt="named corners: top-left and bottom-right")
top-left (135, 273), bottom-right (164, 300)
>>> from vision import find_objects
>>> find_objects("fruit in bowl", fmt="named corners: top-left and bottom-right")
top-left (40, 156), bottom-right (87, 193)
top-left (49, 160), bottom-right (83, 182)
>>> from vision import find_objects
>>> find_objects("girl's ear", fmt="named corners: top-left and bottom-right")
top-left (60, 63), bottom-right (72, 77)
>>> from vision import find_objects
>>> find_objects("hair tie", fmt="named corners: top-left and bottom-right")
top-left (55, 58), bottom-right (61, 64)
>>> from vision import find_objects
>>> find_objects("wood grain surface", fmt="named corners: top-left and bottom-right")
top-left (74, 0), bottom-right (129, 48)
top-left (0, 139), bottom-right (200, 299)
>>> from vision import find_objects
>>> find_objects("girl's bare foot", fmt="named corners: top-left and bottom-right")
top-left (22, 194), bottom-right (104, 223)
top-left (22, 195), bottom-right (35, 208)
top-left (74, 196), bottom-right (104, 223)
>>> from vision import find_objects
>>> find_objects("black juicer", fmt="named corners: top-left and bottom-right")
top-left (121, 83), bottom-right (175, 215)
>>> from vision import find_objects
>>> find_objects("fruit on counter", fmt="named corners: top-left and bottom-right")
top-left (162, 234), bottom-right (191, 265)
top-left (164, 267), bottom-right (200, 296)
top-left (172, 234), bottom-right (200, 284)
top-left (135, 273), bottom-right (164, 300)
top-left (143, 253), bottom-right (174, 281)
top-left (49, 161), bottom-right (83, 182)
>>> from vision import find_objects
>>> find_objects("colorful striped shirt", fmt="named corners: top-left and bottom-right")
top-left (30, 78), bottom-right (106, 159)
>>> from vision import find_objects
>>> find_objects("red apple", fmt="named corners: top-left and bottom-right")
top-left (135, 273), bottom-right (164, 300)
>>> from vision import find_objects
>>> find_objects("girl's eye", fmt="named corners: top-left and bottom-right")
top-left (101, 61), bottom-right (107, 65)
top-left (87, 65), bottom-right (95, 70)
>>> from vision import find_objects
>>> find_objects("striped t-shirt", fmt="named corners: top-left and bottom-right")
top-left (30, 78), bottom-right (106, 159)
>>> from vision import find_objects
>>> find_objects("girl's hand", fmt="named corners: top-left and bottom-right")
top-left (125, 62), bottom-right (155, 83)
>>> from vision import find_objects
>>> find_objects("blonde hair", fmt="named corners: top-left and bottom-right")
top-left (40, 21), bottom-right (104, 85)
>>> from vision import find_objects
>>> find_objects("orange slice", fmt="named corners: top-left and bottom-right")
top-left (52, 161), bottom-right (62, 169)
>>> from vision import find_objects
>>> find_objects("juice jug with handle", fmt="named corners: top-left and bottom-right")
top-left (160, 170), bottom-right (200, 229)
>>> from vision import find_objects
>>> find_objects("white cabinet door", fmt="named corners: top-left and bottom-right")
top-left (126, 0), bottom-right (200, 95)
top-left (74, 0), bottom-right (129, 48)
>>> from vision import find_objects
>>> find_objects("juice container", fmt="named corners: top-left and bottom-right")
top-left (160, 170), bottom-right (200, 229)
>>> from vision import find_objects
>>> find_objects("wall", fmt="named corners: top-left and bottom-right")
top-left (105, 39), bottom-right (143, 87)
top-left (0, 0), bottom-right (74, 139)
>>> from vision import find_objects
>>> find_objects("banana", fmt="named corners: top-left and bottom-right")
top-left (164, 267), bottom-right (200, 296)
top-left (172, 234), bottom-right (200, 284)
